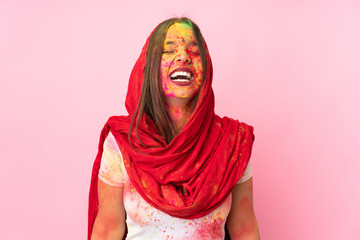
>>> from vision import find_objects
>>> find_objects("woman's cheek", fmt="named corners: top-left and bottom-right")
top-left (160, 58), bottom-right (170, 91)
top-left (194, 61), bottom-right (203, 90)
top-left (161, 76), bottom-right (171, 96)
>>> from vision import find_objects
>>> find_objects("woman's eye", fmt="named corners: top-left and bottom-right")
top-left (163, 51), bottom-right (174, 54)
top-left (188, 48), bottom-right (200, 55)
top-left (189, 51), bottom-right (200, 55)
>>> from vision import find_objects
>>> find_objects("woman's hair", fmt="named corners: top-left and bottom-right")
top-left (129, 17), bottom-right (208, 146)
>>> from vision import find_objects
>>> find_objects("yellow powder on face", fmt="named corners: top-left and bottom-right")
top-left (160, 23), bottom-right (203, 100)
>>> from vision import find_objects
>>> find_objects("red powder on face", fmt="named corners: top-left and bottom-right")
top-left (160, 23), bottom-right (203, 100)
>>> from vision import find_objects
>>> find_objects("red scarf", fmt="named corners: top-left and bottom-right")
top-left (88, 29), bottom-right (254, 239)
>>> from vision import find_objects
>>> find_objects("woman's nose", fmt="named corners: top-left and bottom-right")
top-left (175, 50), bottom-right (191, 64)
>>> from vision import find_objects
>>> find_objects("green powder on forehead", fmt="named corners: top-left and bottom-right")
top-left (168, 22), bottom-right (193, 32)
top-left (181, 21), bottom-right (192, 28)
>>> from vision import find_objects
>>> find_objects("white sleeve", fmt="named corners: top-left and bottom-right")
top-left (236, 161), bottom-right (252, 184)
top-left (98, 132), bottom-right (125, 187)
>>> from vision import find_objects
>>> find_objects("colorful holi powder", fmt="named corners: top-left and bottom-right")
top-left (165, 103), bottom-right (193, 131)
top-left (160, 23), bottom-right (203, 132)
top-left (98, 132), bottom-right (253, 239)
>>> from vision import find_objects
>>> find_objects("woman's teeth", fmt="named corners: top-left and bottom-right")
top-left (170, 71), bottom-right (192, 81)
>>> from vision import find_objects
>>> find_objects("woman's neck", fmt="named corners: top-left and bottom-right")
top-left (165, 98), bottom-right (195, 135)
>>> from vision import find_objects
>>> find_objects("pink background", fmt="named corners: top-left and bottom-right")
top-left (1, 0), bottom-right (359, 239)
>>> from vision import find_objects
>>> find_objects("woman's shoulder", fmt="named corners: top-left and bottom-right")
top-left (215, 115), bottom-right (254, 133)
top-left (101, 115), bottom-right (132, 132)
top-left (106, 115), bottom-right (131, 125)
top-left (103, 132), bottom-right (119, 151)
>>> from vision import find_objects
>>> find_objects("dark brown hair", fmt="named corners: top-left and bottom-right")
top-left (129, 17), bottom-right (207, 147)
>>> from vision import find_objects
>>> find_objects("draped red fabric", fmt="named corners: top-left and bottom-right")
top-left (88, 25), bottom-right (254, 239)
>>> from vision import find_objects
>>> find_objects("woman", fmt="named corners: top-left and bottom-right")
top-left (89, 17), bottom-right (260, 239)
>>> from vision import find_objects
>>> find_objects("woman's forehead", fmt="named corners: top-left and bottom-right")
top-left (165, 23), bottom-right (196, 42)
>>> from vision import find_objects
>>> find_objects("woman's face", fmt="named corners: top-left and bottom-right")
top-left (160, 23), bottom-right (203, 102)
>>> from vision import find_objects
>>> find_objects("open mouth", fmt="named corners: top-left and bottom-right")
top-left (169, 68), bottom-right (194, 85)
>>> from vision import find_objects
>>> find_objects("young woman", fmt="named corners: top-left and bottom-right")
top-left (88, 17), bottom-right (260, 240)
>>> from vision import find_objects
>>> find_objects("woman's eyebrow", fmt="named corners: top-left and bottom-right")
top-left (165, 40), bottom-right (197, 46)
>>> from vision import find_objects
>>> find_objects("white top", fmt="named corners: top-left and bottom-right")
top-left (99, 132), bottom-right (252, 240)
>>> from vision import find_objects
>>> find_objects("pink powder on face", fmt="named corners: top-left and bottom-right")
top-left (160, 23), bottom-right (203, 101)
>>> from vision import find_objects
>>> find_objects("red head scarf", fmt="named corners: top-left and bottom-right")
top-left (88, 23), bottom-right (254, 239)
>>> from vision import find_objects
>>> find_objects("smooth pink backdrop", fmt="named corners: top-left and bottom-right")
top-left (1, 0), bottom-right (359, 239)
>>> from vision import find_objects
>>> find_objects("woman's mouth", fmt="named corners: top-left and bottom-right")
top-left (169, 68), bottom-right (194, 86)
